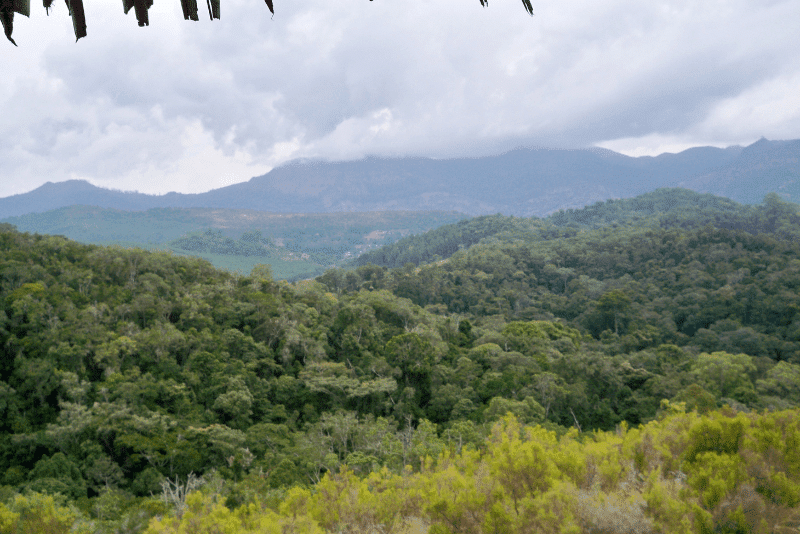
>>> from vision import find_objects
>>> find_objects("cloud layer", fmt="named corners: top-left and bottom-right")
top-left (2, 0), bottom-right (799, 197)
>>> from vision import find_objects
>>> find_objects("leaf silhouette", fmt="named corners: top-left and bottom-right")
top-left (65, 0), bottom-right (86, 39)
top-left (133, 0), bottom-right (153, 26)
top-left (180, 0), bottom-right (198, 20)
top-left (4, 0), bottom-right (537, 47)
top-left (521, 0), bottom-right (533, 15)
top-left (1, 8), bottom-right (17, 46)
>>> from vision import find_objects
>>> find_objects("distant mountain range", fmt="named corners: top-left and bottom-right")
top-left (2, 138), bottom-right (798, 218)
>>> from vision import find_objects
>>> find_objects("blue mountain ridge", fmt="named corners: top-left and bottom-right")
top-left (2, 138), bottom-right (797, 219)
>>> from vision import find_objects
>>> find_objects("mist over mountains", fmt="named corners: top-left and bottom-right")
top-left (2, 138), bottom-right (798, 219)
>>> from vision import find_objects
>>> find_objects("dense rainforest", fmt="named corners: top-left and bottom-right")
top-left (1, 188), bottom-right (800, 533)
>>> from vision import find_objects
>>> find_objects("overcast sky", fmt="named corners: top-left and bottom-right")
top-left (2, 0), bottom-right (798, 198)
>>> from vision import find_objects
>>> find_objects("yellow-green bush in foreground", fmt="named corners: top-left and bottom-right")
top-left (4, 407), bottom-right (799, 534)
top-left (0, 492), bottom-right (92, 534)
top-left (142, 407), bottom-right (800, 534)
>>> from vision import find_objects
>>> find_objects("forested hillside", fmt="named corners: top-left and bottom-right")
top-left (1, 188), bottom-right (800, 533)
top-left (352, 214), bottom-right (520, 269)
top-left (353, 188), bottom-right (798, 269)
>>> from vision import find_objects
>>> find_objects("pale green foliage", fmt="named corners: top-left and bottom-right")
top-left (757, 361), bottom-right (800, 404)
top-left (213, 377), bottom-right (254, 427)
top-left (691, 351), bottom-right (757, 401)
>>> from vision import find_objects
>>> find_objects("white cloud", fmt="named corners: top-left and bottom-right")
top-left (2, 0), bottom-right (799, 197)
top-left (698, 72), bottom-right (800, 139)
top-left (86, 119), bottom-right (271, 194)
top-left (595, 134), bottom-right (739, 158)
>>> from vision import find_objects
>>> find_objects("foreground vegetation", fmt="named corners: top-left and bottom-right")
top-left (2, 409), bottom-right (799, 533)
top-left (2, 188), bottom-right (800, 532)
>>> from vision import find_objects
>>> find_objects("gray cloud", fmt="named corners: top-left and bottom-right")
top-left (2, 0), bottom-right (799, 197)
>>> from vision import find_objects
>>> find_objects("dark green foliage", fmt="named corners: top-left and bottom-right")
top-left (549, 188), bottom-right (748, 229)
top-left (27, 453), bottom-right (86, 500)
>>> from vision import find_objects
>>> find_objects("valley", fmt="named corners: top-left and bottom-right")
top-left (1, 206), bottom-right (467, 280)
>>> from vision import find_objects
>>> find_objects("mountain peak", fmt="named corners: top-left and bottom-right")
top-left (35, 179), bottom-right (96, 191)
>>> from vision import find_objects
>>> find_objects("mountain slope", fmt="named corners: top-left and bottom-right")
top-left (682, 138), bottom-right (800, 203)
top-left (3, 138), bottom-right (797, 218)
